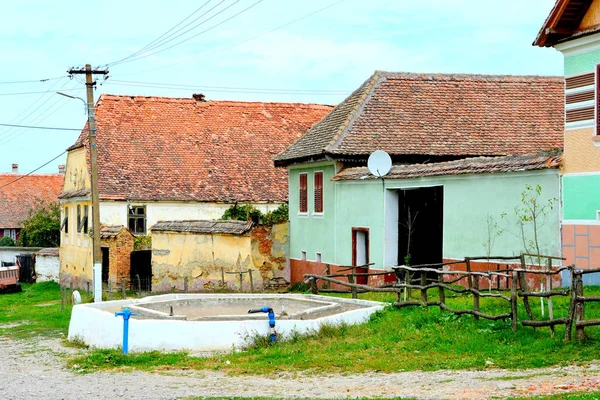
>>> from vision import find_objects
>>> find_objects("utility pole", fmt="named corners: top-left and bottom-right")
top-left (68, 64), bottom-right (108, 303)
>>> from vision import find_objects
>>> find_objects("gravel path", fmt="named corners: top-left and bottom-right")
top-left (2, 336), bottom-right (600, 399)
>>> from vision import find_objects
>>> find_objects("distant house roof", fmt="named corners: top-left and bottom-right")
top-left (100, 225), bottom-right (133, 239)
top-left (332, 151), bottom-right (562, 181)
top-left (67, 95), bottom-right (331, 202)
top-left (35, 248), bottom-right (59, 257)
top-left (534, 0), bottom-right (595, 47)
top-left (151, 220), bottom-right (253, 235)
top-left (0, 174), bottom-right (64, 229)
top-left (274, 71), bottom-right (564, 166)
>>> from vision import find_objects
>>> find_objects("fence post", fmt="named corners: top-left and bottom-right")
top-left (437, 274), bottom-right (445, 312)
top-left (136, 274), bottom-right (141, 298)
top-left (221, 267), bottom-right (225, 288)
top-left (546, 258), bottom-right (555, 337)
top-left (86, 280), bottom-right (90, 295)
top-left (420, 271), bottom-right (427, 306)
top-left (248, 269), bottom-right (254, 293)
top-left (565, 267), bottom-right (576, 341)
top-left (349, 266), bottom-right (357, 299)
top-left (518, 254), bottom-right (534, 321)
top-left (405, 270), bottom-right (411, 300)
top-left (184, 276), bottom-right (189, 293)
top-left (465, 257), bottom-right (473, 288)
top-left (472, 273), bottom-right (480, 320)
top-left (69, 280), bottom-right (73, 304)
top-left (576, 273), bottom-right (585, 341)
top-left (108, 280), bottom-right (112, 300)
top-left (511, 270), bottom-right (518, 332)
top-left (309, 276), bottom-right (318, 295)
top-left (121, 278), bottom-right (127, 299)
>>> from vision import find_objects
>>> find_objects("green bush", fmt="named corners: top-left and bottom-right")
top-left (221, 204), bottom-right (262, 224)
top-left (0, 236), bottom-right (16, 246)
top-left (262, 204), bottom-right (289, 225)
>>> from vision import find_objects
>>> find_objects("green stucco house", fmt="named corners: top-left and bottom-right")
top-left (535, 0), bottom-right (600, 284)
top-left (274, 71), bottom-right (564, 283)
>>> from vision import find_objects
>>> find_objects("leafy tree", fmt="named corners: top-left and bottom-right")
top-left (0, 236), bottom-right (16, 246)
top-left (18, 201), bottom-right (61, 247)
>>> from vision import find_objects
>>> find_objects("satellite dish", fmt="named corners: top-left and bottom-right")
top-left (367, 150), bottom-right (392, 177)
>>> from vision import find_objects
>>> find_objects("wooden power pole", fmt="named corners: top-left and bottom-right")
top-left (67, 64), bottom-right (108, 303)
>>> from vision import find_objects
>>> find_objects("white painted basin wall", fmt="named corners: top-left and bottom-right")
top-left (68, 294), bottom-right (384, 352)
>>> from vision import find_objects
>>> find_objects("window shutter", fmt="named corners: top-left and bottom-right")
top-left (314, 172), bottom-right (323, 213)
top-left (597, 64), bottom-right (600, 136)
top-left (299, 174), bottom-right (308, 213)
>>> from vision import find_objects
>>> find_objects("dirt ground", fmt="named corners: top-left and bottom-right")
top-left (2, 336), bottom-right (600, 400)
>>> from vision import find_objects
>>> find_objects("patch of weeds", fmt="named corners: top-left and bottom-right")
top-left (62, 336), bottom-right (89, 349)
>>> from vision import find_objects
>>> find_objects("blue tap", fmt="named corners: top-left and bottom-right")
top-left (115, 307), bottom-right (140, 354)
top-left (248, 306), bottom-right (277, 342)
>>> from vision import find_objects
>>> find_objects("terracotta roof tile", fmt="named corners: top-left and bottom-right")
top-left (275, 72), bottom-right (564, 165)
top-left (69, 95), bottom-right (331, 202)
top-left (35, 248), bottom-right (59, 256)
top-left (331, 151), bottom-right (562, 181)
top-left (151, 220), bottom-right (252, 235)
top-left (100, 225), bottom-right (132, 239)
top-left (0, 174), bottom-right (64, 228)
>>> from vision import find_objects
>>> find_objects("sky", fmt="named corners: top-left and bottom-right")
top-left (0, 0), bottom-right (562, 174)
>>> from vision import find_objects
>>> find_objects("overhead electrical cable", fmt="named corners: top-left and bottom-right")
top-left (115, 0), bottom-right (348, 76)
top-left (0, 88), bottom-right (81, 96)
top-left (110, 0), bottom-right (263, 66)
top-left (0, 150), bottom-right (67, 190)
top-left (0, 76), bottom-right (68, 85)
top-left (105, 79), bottom-right (350, 95)
top-left (107, 0), bottom-right (215, 66)
top-left (0, 77), bottom-right (70, 141)
top-left (0, 79), bottom-right (78, 142)
top-left (0, 123), bottom-right (84, 131)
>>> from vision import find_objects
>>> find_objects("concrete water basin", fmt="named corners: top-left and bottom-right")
top-left (68, 293), bottom-right (384, 352)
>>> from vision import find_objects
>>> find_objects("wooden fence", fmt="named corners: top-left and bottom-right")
top-left (303, 254), bottom-right (600, 341)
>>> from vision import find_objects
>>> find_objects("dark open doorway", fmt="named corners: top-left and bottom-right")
top-left (397, 186), bottom-right (443, 266)
top-left (101, 246), bottom-right (109, 284)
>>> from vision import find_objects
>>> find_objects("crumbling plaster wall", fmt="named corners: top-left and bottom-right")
top-left (151, 223), bottom-right (289, 292)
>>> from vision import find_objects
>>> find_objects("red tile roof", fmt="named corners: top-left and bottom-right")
top-left (275, 72), bottom-right (564, 165)
top-left (68, 95), bottom-right (331, 202)
top-left (0, 174), bottom-right (64, 228)
top-left (332, 151), bottom-right (562, 181)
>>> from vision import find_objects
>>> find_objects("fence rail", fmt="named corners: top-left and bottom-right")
top-left (302, 253), bottom-right (600, 341)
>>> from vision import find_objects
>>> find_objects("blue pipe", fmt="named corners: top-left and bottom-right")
top-left (248, 306), bottom-right (277, 342)
top-left (115, 307), bottom-right (140, 354)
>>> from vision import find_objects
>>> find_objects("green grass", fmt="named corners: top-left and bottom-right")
top-left (0, 281), bottom-right (78, 339)
top-left (69, 287), bottom-right (600, 375)
top-left (8, 282), bottom-right (600, 384)
top-left (505, 393), bottom-right (600, 399)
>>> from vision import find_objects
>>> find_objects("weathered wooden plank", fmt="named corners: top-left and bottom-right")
top-left (521, 318), bottom-right (569, 327)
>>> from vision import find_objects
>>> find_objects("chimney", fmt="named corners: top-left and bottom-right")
top-left (11, 164), bottom-right (18, 173)
top-left (58, 164), bottom-right (66, 174)
top-left (192, 93), bottom-right (206, 102)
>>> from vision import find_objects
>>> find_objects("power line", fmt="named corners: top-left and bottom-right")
top-left (115, 0), bottom-right (348, 76)
top-left (111, 0), bottom-right (263, 67)
top-left (0, 88), bottom-right (80, 96)
top-left (106, 79), bottom-right (350, 94)
top-left (0, 76), bottom-right (68, 85)
top-left (0, 78), bottom-right (74, 142)
top-left (108, 0), bottom-right (215, 66)
top-left (0, 123), bottom-right (83, 131)
top-left (0, 151), bottom-right (67, 190)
